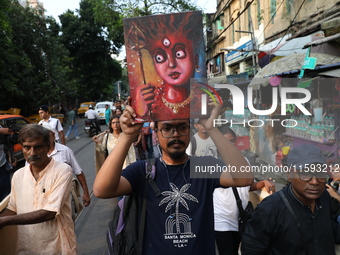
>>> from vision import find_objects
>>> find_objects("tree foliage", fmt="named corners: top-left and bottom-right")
top-left (124, 0), bottom-right (198, 16)
top-left (91, 0), bottom-right (198, 20)
top-left (88, 0), bottom-right (124, 54)
top-left (0, 0), bottom-right (198, 112)
top-left (89, 0), bottom-right (198, 44)
top-left (0, 0), bottom-right (11, 34)
top-left (0, 0), bottom-right (71, 114)
top-left (59, 0), bottom-right (122, 102)
top-left (88, 0), bottom-right (200, 56)
top-left (0, 0), bottom-right (122, 113)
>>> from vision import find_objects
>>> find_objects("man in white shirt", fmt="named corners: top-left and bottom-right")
top-left (85, 105), bottom-right (101, 134)
top-left (42, 123), bottom-right (91, 207)
top-left (38, 105), bottom-right (66, 145)
top-left (187, 119), bottom-right (218, 158)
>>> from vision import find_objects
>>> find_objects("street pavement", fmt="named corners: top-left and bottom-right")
top-left (64, 118), bottom-right (115, 254)
top-left (75, 196), bottom-right (118, 255)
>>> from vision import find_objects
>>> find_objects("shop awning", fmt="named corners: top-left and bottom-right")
top-left (269, 35), bottom-right (313, 57)
top-left (303, 33), bottom-right (340, 49)
top-left (258, 32), bottom-right (326, 68)
top-left (319, 69), bottom-right (340, 77)
top-left (249, 52), bottom-right (340, 89)
top-left (259, 34), bottom-right (320, 57)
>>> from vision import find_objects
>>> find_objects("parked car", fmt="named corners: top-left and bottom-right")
top-left (0, 115), bottom-right (30, 163)
top-left (77, 102), bottom-right (96, 118)
top-left (94, 101), bottom-right (113, 123)
top-left (26, 106), bottom-right (65, 125)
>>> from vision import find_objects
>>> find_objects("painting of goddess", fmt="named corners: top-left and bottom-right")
top-left (123, 11), bottom-right (209, 121)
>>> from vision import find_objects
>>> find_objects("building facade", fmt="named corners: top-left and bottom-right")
top-left (207, 0), bottom-right (340, 165)
top-left (19, 0), bottom-right (44, 12)
top-left (206, 0), bottom-right (340, 82)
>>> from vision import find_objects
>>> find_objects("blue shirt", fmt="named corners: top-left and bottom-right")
top-left (122, 157), bottom-right (221, 255)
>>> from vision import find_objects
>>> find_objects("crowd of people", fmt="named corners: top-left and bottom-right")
top-left (92, 100), bottom-right (155, 164)
top-left (1, 99), bottom-right (340, 254)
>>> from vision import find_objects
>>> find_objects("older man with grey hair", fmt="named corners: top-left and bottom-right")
top-left (242, 144), bottom-right (340, 255)
top-left (0, 124), bottom-right (76, 254)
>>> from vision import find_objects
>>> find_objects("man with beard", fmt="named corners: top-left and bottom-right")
top-left (0, 124), bottom-right (76, 254)
top-left (242, 144), bottom-right (340, 254)
top-left (94, 98), bottom-right (253, 255)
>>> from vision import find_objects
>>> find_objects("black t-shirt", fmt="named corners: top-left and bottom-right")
top-left (122, 157), bottom-right (222, 255)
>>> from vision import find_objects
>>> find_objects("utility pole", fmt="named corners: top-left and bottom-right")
top-left (220, 29), bottom-right (259, 75)
top-left (220, 16), bottom-right (260, 110)
top-left (234, 29), bottom-right (258, 75)
top-left (117, 81), bottom-right (121, 100)
top-left (249, 14), bottom-right (259, 75)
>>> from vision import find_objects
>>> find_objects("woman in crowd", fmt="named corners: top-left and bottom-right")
top-left (113, 108), bottom-right (123, 116)
top-left (93, 115), bottom-right (136, 169)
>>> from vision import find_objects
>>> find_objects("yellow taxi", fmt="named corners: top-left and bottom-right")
top-left (26, 106), bottom-right (65, 124)
top-left (0, 108), bottom-right (21, 115)
top-left (77, 102), bottom-right (96, 118)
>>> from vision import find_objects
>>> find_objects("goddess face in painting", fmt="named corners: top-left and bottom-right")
top-left (149, 34), bottom-right (196, 87)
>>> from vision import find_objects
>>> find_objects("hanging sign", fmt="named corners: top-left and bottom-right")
top-left (302, 57), bottom-right (317, 70)
top-left (298, 47), bottom-right (317, 78)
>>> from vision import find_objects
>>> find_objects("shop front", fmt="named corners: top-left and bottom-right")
top-left (248, 51), bottom-right (340, 166)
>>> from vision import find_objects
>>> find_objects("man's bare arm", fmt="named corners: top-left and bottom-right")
top-left (250, 180), bottom-right (276, 194)
top-left (0, 209), bottom-right (56, 229)
top-left (76, 172), bottom-right (91, 206)
top-left (202, 97), bottom-right (254, 187)
top-left (59, 131), bottom-right (66, 145)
